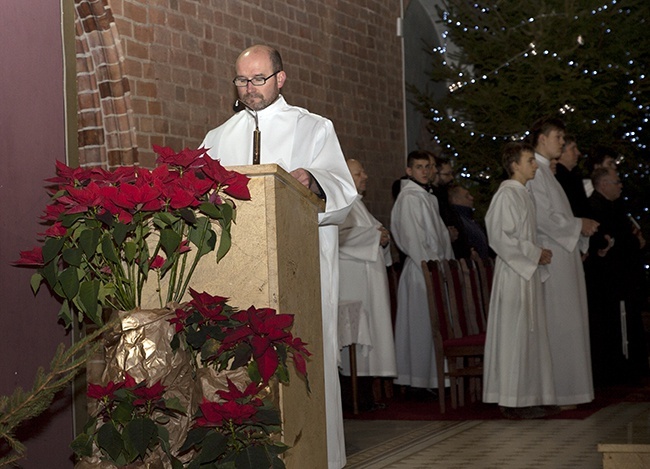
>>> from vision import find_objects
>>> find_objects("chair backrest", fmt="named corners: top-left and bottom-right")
top-left (459, 258), bottom-right (487, 333)
top-left (474, 257), bottom-right (493, 321)
top-left (443, 259), bottom-right (473, 338)
top-left (422, 260), bottom-right (454, 343)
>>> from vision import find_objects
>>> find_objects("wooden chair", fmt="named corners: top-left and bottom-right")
top-left (459, 258), bottom-right (488, 333)
top-left (422, 260), bottom-right (485, 413)
top-left (474, 257), bottom-right (494, 323)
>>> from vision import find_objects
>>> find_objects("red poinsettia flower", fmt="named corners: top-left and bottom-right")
top-left (195, 399), bottom-right (259, 427)
top-left (201, 157), bottom-right (251, 200)
top-left (132, 379), bottom-right (166, 406)
top-left (41, 202), bottom-right (66, 221)
top-left (113, 182), bottom-right (163, 212)
top-left (177, 239), bottom-right (191, 253)
top-left (168, 305), bottom-right (192, 333)
top-left (87, 380), bottom-right (124, 401)
top-left (149, 255), bottom-right (165, 269)
top-left (215, 378), bottom-right (263, 403)
top-left (45, 160), bottom-right (92, 186)
top-left (221, 307), bottom-right (294, 382)
top-left (188, 289), bottom-right (229, 323)
top-left (42, 222), bottom-right (67, 238)
top-left (13, 247), bottom-right (44, 266)
top-left (154, 145), bottom-right (207, 170)
top-left (58, 182), bottom-right (105, 214)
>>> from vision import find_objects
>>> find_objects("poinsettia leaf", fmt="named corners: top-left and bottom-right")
top-left (164, 396), bottom-right (186, 414)
top-left (219, 202), bottom-right (234, 226)
top-left (79, 279), bottom-right (99, 313)
top-left (160, 229), bottom-right (181, 255)
top-left (235, 445), bottom-right (274, 469)
top-left (62, 247), bottom-right (83, 267)
top-left (59, 266), bottom-right (79, 300)
top-left (198, 202), bottom-right (221, 219)
top-left (70, 431), bottom-right (94, 457)
top-left (254, 407), bottom-right (282, 427)
top-left (216, 226), bottom-right (231, 262)
top-left (188, 217), bottom-right (215, 258)
top-left (30, 272), bottom-right (43, 294)
top-left (232, 343), bottom-right (252, 370)
top-left (198, 430), bottom-right (228, 464)
top-left (179, 207), bottom-right (197, 225)
top-left (96, 421), bottom-right (125, 462)
top-left (200, 337), bottom-right (220, 360)
top-left (101, 235), bottom-right (121, 264)
top-left (112, 222), bottom-right (130, 246)
top-left (178, 427), bottom-right (211, 454)
top-left (123, 417), bottom-right (157, 461)
top-left (58, 301), bottom-right (73, 328)
top-left (79, 228), bottom-right (101, 259)
top-left (186, 327), bottom-right (210, 350)
top-left (41, 260), bottom-right (58, 288)
top-left (153, 212), bottom-right (179, 228)
top-left (42, 237), bottom-right (65, 264)
top-left (112, 400), bottom-right (135, 424)
top-left (123, 241), bottom-right (138, 263)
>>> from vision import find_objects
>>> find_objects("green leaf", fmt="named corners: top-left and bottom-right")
top-left (70, 431), bottom-right (94, 457)
top-left (112, 400), bottom-right (135, 425)
top-left (59, 266), bottom-right (80, 300)
top-left (235, 445), bottom-right (276, 469)
top-left (42, 237), bottom-right (65, 264)
top-left (179, 207), bottom-right (197, 224)
top-left (41, 260), bottom-right (58, 289)
top-left (198, 201), bottom-right (221, 219)
top-left (123, 241), bottom-right (138, 263)
top-left (96, 421), bottom-right (124, 462)
top-left (79, 280), bottom-right (102, 325)
top-left (178, 427), bottom-right (211, 454)
top-left (79, 228), bottom-right (101, 258)
top-left (62, 247), bottom-right (83, 267)
top-left (160, 229), bottom-right (181, 255)
top-left (164, 396), bottom-right (186, 414)
top-left (101, 235), bottom-right (121, 264)
top-left (58, 300), bottom-right (72, 328)
top-left (123, 418), bottom-right (157, 461)
top-left (30, 272), bottom-right (43, 294)
top-left (112, 222), bottom-right (131, 246)
top-left (216, 227), bottom-right (231, 262)
top-left (154, 212), bottom-right (179, 228)
top-left (198, 430), bottom-right (228, 464)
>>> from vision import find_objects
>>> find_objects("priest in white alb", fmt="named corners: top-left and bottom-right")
top-left (526, 116), bottom-right (599, 406)
top-left (390, 151), bottom-right (454, 390)
top-left (338, 159), bottom-right (397, 381)
top-left (200, 45), bottom-right (357, 469)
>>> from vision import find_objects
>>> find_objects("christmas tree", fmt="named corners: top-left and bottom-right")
top-left (410, 0), bottom-right (649, 242)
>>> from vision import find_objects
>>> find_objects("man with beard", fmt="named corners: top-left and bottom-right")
top-left (201, 44), bottom-right (357, 469)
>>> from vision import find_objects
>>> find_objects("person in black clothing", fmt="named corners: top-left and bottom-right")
top-left (585, 168), bottom-right (648, 386)
top-left (555, 135), bottom-right (591, 217)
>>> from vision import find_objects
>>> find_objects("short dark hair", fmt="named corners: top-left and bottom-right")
top-left (434, 155), bottom-right (451, 170)
top-left (269, 47), bottom-right (284, 72)
top-left (586, 144), bottom-right (617, 173)
top-left (407, 150), bottom-right (432, 168)
top-left (502, 141), bottom-right (535, 177)
top-left (528, 116), bottom-right (566, 147)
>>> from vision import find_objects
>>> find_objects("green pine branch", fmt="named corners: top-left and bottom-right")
top-left (0, 320), bottom-right (116, 467)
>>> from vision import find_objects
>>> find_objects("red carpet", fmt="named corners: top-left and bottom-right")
top-left (343, 380), bottom-right (650, 421)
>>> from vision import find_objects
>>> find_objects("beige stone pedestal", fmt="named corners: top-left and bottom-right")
top-left (143, 164), bottom-right (328, 468)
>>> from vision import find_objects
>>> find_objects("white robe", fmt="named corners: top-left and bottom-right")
top-left (527, 154), bottom-right (594, 406)
top-left (338, 197), bottom-right (397, 377)
top-left (201, 95), bottom-right (357, 469)
top-left (483, 180), bottom-right (556, 407)
top-left (390, 179), bottom-right (454, 388)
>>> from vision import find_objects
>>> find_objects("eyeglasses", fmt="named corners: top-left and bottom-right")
top-left (232, 71), bottom-right (280, 87)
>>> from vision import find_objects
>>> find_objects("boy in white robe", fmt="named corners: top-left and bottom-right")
top-left (390, 151), bottom-right (453, 390)
top-left (483, 142), bottom-right (557, 418)
top-left (201, 45), bottom-right (357, 469)
top-left (526, 116), bottom-right (598, 406)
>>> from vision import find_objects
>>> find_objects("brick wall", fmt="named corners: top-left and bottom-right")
top-left (82, 0), bottom-right (405, 225)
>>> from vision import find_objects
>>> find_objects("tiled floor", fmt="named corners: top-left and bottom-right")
top-left (344, 402), bottom-right (650, 468)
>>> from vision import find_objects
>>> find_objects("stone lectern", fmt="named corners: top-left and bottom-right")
top-left (169, 164), bottom-right (328, 468)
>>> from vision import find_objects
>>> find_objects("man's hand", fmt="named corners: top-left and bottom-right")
top-left (290, 168), bottom-right (326, 199)
top-left (580, 218), bottom-right (599, 237)
top-left (378, 226), bottom-right (391, 248)
top-left (447, 226), bottom-right (459, 242)
top-left (597, 234), bottom-right (615, 257)
top-left (539, 248), bottom-right (553, 265)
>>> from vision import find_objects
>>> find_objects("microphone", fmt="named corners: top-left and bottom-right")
top-left (233, 99), bottom-right (261, 165)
